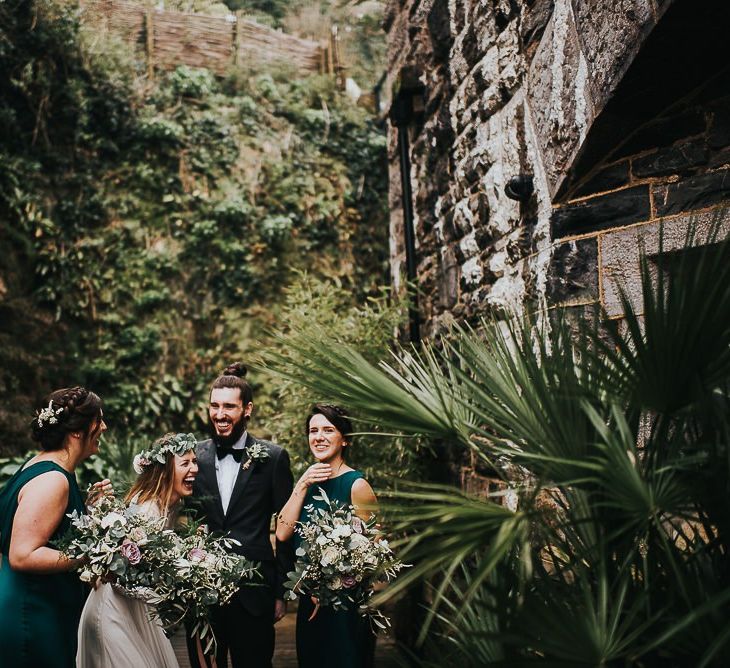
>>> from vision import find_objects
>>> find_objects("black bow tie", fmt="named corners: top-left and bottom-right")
top-left (216, 447), bottom-right (245, 462)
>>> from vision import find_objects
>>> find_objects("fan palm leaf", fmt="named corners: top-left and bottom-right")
top-left (263, 217), bottom-right (730, 663)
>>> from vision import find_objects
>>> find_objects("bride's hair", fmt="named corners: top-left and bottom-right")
top-left (125, 441), bottom-right (178, 513)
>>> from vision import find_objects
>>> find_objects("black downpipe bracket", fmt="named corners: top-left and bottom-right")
top-left (389, 76), bottom-right (425, 345)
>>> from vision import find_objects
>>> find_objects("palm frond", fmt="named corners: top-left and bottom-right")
top-left (260, 333), bottom-right (473, 447)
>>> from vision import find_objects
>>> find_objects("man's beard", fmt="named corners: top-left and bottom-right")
top-left (209, 415), bottom-right (247, 448)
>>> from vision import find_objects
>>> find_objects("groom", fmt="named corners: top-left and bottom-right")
top-left (189, 362), bottom-right (294, 668)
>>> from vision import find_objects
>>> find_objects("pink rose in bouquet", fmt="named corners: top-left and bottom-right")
top-left (120, 539), bottom-right (142, 565)
top-left (187, 547), bottom-right (207, 562)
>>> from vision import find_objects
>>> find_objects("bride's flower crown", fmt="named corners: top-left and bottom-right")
top-left (133, 432), bottom-right (197, 474)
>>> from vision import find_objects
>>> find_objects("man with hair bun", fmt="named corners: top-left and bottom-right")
top-left (189, 362), bottom-right (294, 668)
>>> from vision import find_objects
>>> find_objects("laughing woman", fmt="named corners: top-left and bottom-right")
top-left (276, 405), bottom-right (377, 668)
top-left (0, 387), bottom-right (107, 668)
top-left (77, 432), bottom-right (199, 668)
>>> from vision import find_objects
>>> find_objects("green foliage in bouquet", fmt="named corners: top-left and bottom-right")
top-left (62, 495), bottom-right (260, 652)
top-left (283, 488), bottom-right (407, 628)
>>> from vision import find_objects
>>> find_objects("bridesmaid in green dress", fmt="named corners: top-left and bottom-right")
top-left (0, 386), bottom-right (109, 668)
top-left (276, 404), bottom-right (378, 668)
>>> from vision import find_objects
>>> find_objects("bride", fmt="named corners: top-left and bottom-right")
top-left (77, 433), bottom-right (199, 668)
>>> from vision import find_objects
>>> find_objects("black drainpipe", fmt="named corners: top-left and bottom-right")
top-left (389, 78), bottom-right (425, 345)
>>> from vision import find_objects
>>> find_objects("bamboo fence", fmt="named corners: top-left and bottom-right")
top-left (80, 0), bottom-right (337, 77)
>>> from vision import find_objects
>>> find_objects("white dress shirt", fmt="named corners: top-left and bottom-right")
top-left (215, 431), bottom-right (247, 515)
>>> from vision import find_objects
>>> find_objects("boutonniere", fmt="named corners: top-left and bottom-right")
top-left (242, 443), bottom-right (270, 470)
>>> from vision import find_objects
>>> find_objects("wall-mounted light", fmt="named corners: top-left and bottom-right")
top-left (504, 175), bottom-right (534, 202)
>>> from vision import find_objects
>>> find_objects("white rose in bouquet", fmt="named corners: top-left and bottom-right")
top-left (320, 545), bottom-right (340, 566)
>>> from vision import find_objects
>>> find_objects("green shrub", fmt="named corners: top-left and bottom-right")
top-left (256, 274), bottom-right (427, 488)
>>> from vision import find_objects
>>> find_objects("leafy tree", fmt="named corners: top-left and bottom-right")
top-left (0, 0), bottom-right (388, 454)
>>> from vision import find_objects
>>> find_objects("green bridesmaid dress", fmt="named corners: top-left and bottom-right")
top-left (295, 470), bottom-right (376, 668)
top-left (0, 461), bottom-right (87, 667)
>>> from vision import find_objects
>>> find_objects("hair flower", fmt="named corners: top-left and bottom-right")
top-left (37, 400), bottom-right (64, 428)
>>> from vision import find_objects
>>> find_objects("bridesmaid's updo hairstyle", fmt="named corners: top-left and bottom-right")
top-left (31, 386), bottom-right (103, 452)
top-left (306, 404), bottom-right (353, 446)
top-left (210, 362), bottom-right (253, 406)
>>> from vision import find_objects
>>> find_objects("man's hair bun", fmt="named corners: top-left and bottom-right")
top-left (211, 362), bottom-right (253, 408)
top-left (222, 362), bottom-right (247, 378)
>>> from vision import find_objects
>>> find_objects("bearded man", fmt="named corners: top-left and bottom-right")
top-left (189, 362), bottom-right (294, 668)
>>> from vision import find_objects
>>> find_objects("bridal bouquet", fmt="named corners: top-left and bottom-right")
top-left (147, 527), bottom-right (260, 652)
top-left (283, 489), bottom-right (406, 627)
top-left (63, 495), bottom-right (259, 651)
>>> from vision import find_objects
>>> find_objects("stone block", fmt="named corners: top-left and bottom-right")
top-left (435, 205), bottom-right (451, 243)
top-left (709, 106), bottom-right (730, 149)
top-left (551, 185), bottom-right (651, 238)
top-left (709, 147), bottom-right (730, 169)
top-left (653, 169), bottom-right (730, 216)
top-left (451, 199), bottom-right (475, 237)
top-left (460, 255), bottom-right (484, 288)
top-left (571, 0), bottom-right (655, 110)
top-left (475, 225), bottom-right (495, 251)
top-left (438, 246), bottom-right (460, 309)
top-left (573, 160), bottom-right (631, 197)
top-left (632, 141), bottom-right (708, 178)
top-left (614, 110), bottom-right (706, 159)
top-left (599, 207), bottom-right (730, 317)
top-left (468, 190), bottom-right (491, 227)
top-left (493, 0), bottom-right (519, 33)
top-left (547, 237), bottom-right (599, 305)
top-left (521, 0), bottom-right (555, 59)
top-left (527, 0), bottom-right (595, 196)
top-left (426, 0), bottom-right (452, 62)
top-left (458, 231), bottom-right (481, 262)
top-left (451, 0), bottom-right (467, 35)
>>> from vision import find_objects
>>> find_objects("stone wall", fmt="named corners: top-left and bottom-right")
top-left (385, 0), bottom-right (730, 337)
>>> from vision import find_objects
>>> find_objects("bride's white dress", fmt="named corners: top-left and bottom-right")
top-left (76, 500), bottom-right (190, 668)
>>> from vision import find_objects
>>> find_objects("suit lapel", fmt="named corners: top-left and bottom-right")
top-left (226, 432), bottom-right (256, 515)
top-left (197, 440), bottom-right (226, 521)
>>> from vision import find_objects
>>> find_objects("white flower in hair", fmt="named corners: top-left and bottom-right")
top-left (37, 400), bottom-right (64, 428)
top-left (133, 454), bottom-right (151, 475)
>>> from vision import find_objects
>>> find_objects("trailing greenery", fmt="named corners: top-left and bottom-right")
top-left (0, 0), bottom-right (389, 456)
top-left (264, 221), bottom-right (730, 665)
top-left (255, 273), bottom-right (426, 486)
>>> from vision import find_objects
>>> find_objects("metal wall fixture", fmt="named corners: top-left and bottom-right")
top-left (504, 174), bottom-right (534, 202)
top-left (389, 70), bottom-right (425, 345)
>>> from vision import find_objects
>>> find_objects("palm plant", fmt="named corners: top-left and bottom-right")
top-left (263, 221), bottom-right (730, 666)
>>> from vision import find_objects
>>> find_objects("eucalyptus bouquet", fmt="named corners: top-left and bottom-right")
top-left (147, 527), bottom-right (260, 652)
top-left (283, 489), bottom-right (406, 627)
top-left (63, 495), bottom-right (259, 651)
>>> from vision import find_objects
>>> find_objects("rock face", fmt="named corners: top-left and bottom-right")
top-left (385, 0), bottom-right (730, 337)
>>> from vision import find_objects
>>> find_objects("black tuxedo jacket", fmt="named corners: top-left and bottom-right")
top-left (192, 434), bottom-right (294, 616)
